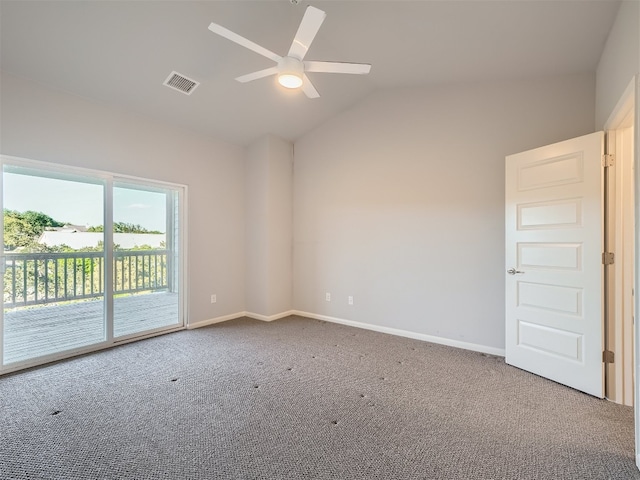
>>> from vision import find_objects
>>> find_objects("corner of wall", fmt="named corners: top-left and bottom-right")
top-left (244, 134), bottom-right (294, 318)
top-left (595, 0), bottom-right (640, 129)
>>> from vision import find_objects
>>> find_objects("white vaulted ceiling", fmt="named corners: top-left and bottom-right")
top-left (0, 0), bottom-right (621, 145)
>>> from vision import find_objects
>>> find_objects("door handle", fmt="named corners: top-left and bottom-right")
top-left (507, 268), bottom-right (524, 275)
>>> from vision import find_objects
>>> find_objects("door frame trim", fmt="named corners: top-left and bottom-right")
top-left (603, 75), bottom-right (639, 469)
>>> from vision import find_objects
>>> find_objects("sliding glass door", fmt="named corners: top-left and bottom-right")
top-left (0, 159), bottom-right (185, 373)
top-left (112, 182), bottom-right (180, 338)
top-left (2, 165), bottom-right (106, 365)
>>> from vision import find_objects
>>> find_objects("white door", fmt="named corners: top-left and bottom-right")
top-left (505, 131), bottom-right (604, 398)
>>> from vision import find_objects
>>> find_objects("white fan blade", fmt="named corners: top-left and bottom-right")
top-left (288, 6), bottom-right (326, 61)
top-left (301, 74), bottom-right (320, 98)
top-left (209, 22), bottom-right (281, 63)
top-left (236, 67), bottom-right (279, 83)
top-left (304, 61), bottom-right (371, 75)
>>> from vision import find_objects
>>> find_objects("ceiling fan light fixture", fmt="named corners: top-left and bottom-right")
top-left (209, 6), bottom-right (370, 98)
top-left (277, 56), bottom-right (304, 89)
top-left (278, 72), bottom-right (303, 89)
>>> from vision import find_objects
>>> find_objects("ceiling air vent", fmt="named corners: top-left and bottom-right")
top-left (163, 71), bottom-right (199, 95)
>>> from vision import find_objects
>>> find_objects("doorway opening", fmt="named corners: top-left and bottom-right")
top-left (604, 78), bottom-right (636, 407)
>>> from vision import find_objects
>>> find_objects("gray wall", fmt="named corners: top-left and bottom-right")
top-left (595, 0), bottom-right (639, 129)
top-left (0, 72), bottom-right (246, 325)
top-left (245, 135), bottom-right (293, 318)
top-left (292, 74), bottom-right (596, 351)
top-left (3, 33), bottom-right (628, 352)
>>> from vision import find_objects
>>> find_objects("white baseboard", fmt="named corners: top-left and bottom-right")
top-left (292, 310), bottom-right (506, 357)
top-left (187, 310), bottom-right (296, 329)
top-left (245, 310), bottom-right (295, 322)
top-left (187, 309), bottom-right (505, 357)
top-left (187, 312), bottom-right (246, 329)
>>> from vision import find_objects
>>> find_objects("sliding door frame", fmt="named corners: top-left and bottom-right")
top-left (111, 177), bottom-right (187, 344)
top-left (0, 155), bottom-right (188, 375)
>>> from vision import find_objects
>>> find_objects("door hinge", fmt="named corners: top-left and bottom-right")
top-left (603, 350), bottom-right (615, 363)
top-left (602, 252), bottom-right (615, 265)
top-left (602, 154), bottom-right (615, 167)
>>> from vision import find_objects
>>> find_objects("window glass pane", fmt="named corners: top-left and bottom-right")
top-left (112, 182), bottom-right (180, 338)
top-left (2, 166), bottom-right (105, 365)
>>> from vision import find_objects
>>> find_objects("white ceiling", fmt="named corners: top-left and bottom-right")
top-left (0, 0), bottom-right (621, 146)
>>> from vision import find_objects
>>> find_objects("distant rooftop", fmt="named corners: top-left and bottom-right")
top-left (47, 224), bottom-right (89, 233)
top-left (39, 231), bottom-right (165, 250)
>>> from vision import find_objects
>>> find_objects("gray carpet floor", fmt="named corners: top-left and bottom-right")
top-left (1, 315), bottom-right (638, 479)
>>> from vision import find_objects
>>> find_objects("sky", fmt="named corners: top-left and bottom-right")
top-left (3, 172), bottom-right (168, 233)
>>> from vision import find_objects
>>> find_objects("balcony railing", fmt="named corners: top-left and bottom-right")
top-left (3, 250), bottom-right (171, 308)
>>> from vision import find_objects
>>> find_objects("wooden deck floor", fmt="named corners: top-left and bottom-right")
top-left (3, 292), bottom-right (180, 365)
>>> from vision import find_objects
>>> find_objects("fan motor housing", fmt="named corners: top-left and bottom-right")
top-left (278, 56), bottom-right (304, 74)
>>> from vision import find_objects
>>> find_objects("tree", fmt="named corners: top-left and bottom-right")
top-left (21, 210), bottom-right (64, 229)
top-left (3, 209), bottom-right (66, 251)
top-left (88, 222), bottom-right (162, 234)
top-left (3, 213), bottom-right (39, 250)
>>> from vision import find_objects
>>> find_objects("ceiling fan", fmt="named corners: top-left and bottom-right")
top-left (208, 5), bottom-right (371, 98)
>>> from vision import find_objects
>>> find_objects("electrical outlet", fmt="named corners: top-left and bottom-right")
top-left (211, 294), bottom-right (217, 304)
top-left (326, 292), bottom-right (331, 302)
top-left (348, 296), bottom-right (354, 305)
